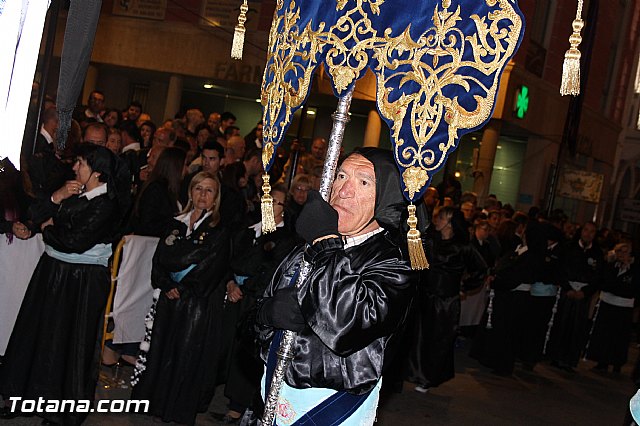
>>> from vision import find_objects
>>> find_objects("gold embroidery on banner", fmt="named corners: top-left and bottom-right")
top-left (262, 0), bottom-right (523, 197)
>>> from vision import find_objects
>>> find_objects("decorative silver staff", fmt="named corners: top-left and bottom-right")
top-left (261, 86), bottom-right (354, 426)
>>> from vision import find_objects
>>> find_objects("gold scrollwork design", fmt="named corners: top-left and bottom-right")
top-left (262, 0), bottom-right (522, 199)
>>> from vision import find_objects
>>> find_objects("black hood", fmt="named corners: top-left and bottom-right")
top-left (352, 147), bottom-right (406, 231)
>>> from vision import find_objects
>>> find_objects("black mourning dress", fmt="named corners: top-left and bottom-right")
top-left (0, 184), bottom-right (118, 425)
top-left (131, 211), bottom-right (231, 424)
top-left (406, 233), bottom-right (487, 388)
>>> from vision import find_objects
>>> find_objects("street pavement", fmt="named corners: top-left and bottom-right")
top-left (2, 338), bottom-right (636, 425)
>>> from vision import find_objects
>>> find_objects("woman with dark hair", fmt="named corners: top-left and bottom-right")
top-left (139, 120), bottom-right (157, 149)
top-left (0, 145), bottom-right (127, 425)
top-left (128, 147), bottom-right (186, 237)
top-left (131, 171), bottom-right (231, 425)
top-left (406, 206), bottom-right (488, 392)
top-left (103, 108), bottom-right (122, 130)
top-left (220, 161), bottom-right (249, 226)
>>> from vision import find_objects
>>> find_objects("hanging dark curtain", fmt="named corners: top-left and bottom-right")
top-left (55, 0), bottom-right (102, 150)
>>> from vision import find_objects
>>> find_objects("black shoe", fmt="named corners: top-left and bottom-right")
top-left (210, 412), bottom-right (241, 424)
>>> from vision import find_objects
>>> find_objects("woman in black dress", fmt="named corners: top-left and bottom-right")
top-left (406, 206), bottom-right (487, 392)
top-left (131, 171), bottom-right (231, 424)
top-left (128, 146), bottom-right (186, 237)
top-left (0, 145), bottom-right (125, 425)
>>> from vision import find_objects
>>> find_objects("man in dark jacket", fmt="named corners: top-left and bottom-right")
top-left (256, 148), bottom-right (414, 424)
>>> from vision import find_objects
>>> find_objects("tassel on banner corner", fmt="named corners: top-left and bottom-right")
top-left (406, 204), bottom-right (429, 270)
top-left (261, 173), bottom-right (276, 233)
top-left (560, 0), bottom-right (584, 96)
top-left (231, 1), bottom-right (249, 60)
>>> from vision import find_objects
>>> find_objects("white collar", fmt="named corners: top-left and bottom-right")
top-left (80, 183), bottom-right (107, 200)
top-left (250, 220), bottom-right (284, 239)
top-left (343, 227), bottom-right (384, 249)
top-left (40, 127), bottom-right (54, 144)
top-left (175, 210), bottom-right (212, 237)
top-left (122, 142), bottom-right (140, 153)
top-left (578, 239), bottom-right (592, 250)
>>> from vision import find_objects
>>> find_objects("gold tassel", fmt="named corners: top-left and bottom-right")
top-left (261, 174), bottom-right (276, 233)
top-left (231, 1), bottom-right (248, 60)
top-left (406, 204), bottom-right (429, 270)
top-left (560, 0), bottom-right (584, 96)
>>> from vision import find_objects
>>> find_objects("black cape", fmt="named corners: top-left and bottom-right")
top-left (131, 214), bottom-right (231, 424)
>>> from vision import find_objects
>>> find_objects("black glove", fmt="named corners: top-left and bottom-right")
top-left (257, 287), bottom-right (306, 332)
top-left (295, 190), bottom-right (339, 244)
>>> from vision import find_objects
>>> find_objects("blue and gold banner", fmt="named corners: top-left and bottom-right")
top-left (261, 0), bottom-right (524, 202)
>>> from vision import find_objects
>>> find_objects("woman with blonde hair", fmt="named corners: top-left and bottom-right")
top-left (132, 171), bottom-right (232, 424)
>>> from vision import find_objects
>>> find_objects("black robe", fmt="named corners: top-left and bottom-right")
top-left (0, 191), bottom-right (118, 426)
top-left (257, 231), bottom-right (414, 395)
top-left (406, 234), bottom-right (487, 387)
top-left (548, 240), bottom-right (602, 367)
top-left (131, 215), bottom-right (231, 425)
top-left (586, 261), bottom-right (640, 367)
top-left (221, 223), bottom-right (301, 409)
top-left (470, 246), bottom-right (536, 375)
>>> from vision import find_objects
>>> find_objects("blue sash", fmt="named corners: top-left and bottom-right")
top-left (265, 266), bottom-right (372, 426)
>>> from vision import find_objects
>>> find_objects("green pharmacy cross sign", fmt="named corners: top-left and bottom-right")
top-left (515, 85), bottom-right (529, 119)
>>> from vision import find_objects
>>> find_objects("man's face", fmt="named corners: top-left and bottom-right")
top-left (311, 139), bottom-right (326, 160)
top-left (488, 212), bottom-right (500, 228)
top-left (330, 154), bottom-right (377, 237)
top-left (201, 149), bottom-right (220, 174)
top-left (127, 105), bottom-right (141, 122)
top-left (153, 129), bottom-right (172, 147)
top-left (461, 202), bottom-right (474, 220)
top-left (221, 118), bottom-right (236, 131)
top-left (581, 223), bottom-right (596, 244)
top-left (208, 113), bottom-right (221, 129)
top-left (84, 127), bottom-right (107, 146)
top-left (88, 93), bottom-right (105, 114)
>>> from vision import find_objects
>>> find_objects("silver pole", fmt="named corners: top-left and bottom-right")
top-left (261, 86), bottom-right (354, 425)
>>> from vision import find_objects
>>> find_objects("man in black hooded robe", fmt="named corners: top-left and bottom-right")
top-left (256, 147), bottom-right (414, 425)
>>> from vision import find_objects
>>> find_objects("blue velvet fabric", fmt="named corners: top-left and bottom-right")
top-left (261, 0), bottom-right (525, 201)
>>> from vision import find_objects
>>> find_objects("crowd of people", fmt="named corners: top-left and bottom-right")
top-left (0, 90), bottom-right (638, 425)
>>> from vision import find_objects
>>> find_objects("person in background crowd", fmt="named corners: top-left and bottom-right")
top-left (106, 127), bottom-right (123, 155)
top-left (407, 206), bottom-right (487, 392)
top-left (519, 222), bottom-right (566, 371)
top-left (82, 122), bottom-right (108, 147)
top-left (195, 122), bottom-right (211, 152)
top-left (459, 219), bottom-right (498, 338)
top-left (103, 108), bottom-right (122, 130)
top-left (127, 147), bottom-right (186, 238)
top-left (34, 106), bottom-right (58, 155)
top-left (0, 145), bottom-right (127, 425)
top-left (80, 90), bottom-right (105, 122)
top-left (139, 145), bottom-right (166, 183)
top-left (212, 184), bottom-right (301, 423)
top-left (214, 111), bottom-right (236, 140)
top-left (139, 120), bottom-right (156, 149)
top-left (300, 137), bottom-right (327, 174)
top-left (436, 174), bottom-right (462, 206)
top-left (244, 121), bottom-right (263, 149)
top-left (208, 112), bottom-right (221, 130)
top-left (548, 221), bottom-right (602, 372)
top-left (225, 135), bottom-right (246, 164)
top-left (152, 127), bottom-right (176, 148)
top-left (487, 210), bottom-right (501, 234)
top-left (423, 187), bottom-right (439, 219)
top-left (119, 120), bottom-right (142, 154)
top-left (137, 113), bottom-right (152, 128)
top-left (131, 171), bottom-right (231, 425)
top-left (284, 173), bottom-right (312, 234)
top-left (587, 242), bottom-right (639, 373)
top-left (124, 101), bottom-right (142, 123)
